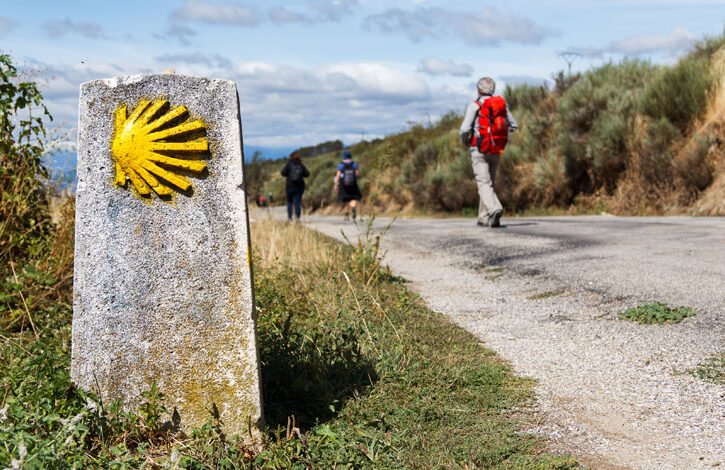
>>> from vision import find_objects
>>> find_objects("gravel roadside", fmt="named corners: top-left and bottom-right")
top-left (266, 209), bottom-right (725, 469)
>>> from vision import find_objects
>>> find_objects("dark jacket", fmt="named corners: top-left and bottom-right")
top-left (281, 160), bottom-right (310, 189)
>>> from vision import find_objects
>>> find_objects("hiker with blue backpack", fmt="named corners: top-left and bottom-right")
top-left (334, 150), bottom-right (362, 221)
top-left (460, 77), bottom-right (518, 228)
top-left (281, 151), bottom-right (310, 221)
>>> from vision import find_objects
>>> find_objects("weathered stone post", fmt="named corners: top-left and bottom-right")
top-left (71, 74), bottom-right (263, 438)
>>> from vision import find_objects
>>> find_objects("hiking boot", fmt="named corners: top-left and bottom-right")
top-left (476, 221), bottom-right (487, 227)
top-left (489, 210), bottom-right (503, 228)
top-left (343, 213), bottom-right (350, 222)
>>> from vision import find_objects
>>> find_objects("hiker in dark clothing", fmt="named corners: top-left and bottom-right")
top-left (281, 151), bottom-right (310, 221)
top-left (334, 149), bottom-right (362, 221)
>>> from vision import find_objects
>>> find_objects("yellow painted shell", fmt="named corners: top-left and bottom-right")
top-left (111, 99), bottom-right (209, 197)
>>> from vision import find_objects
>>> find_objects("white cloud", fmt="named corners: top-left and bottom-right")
top-left (269, 7), bottom-right (311, 24)
top-left (364, 7), bottom-right (553, 46)
top-left (155, 52), bottom-right (232, 69)
top-left (606, 26), bottom-right (697, 55)
top-left (311, 0), bottom-right (359, 21)
top-left (0, 16), bottom-right (16, 36)
top-left (171, 0), bottom-right (260, 26)
top-left (228, 61), bottom-right (463, 146)
top-left (154, 24), bottom-right (198, 46)
top-left (170, 0), bottom-right (356, 27)
top-left (417, 57), bottom-right (472, 77)
top-left (568, 26), bottom-right (699, 58)
top-left (43, 18), bottom-right (106, 39)
top-left (29, 56), bottom-right (466, 149)
top-left (267, 1), bottom-right (358, 24)
top-left (318, 62), bottom-right (430, 100)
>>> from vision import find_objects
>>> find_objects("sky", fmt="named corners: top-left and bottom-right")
top-left (1, 0), bottom-right (724, 161)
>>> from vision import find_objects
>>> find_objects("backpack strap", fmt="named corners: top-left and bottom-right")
top-left (471, 98), bottom-right (484, 145)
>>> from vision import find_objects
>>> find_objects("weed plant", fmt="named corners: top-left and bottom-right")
top-left (690, 353), bottom-right (725, 385)
top-left (618, 302), bottom-right (697, 324)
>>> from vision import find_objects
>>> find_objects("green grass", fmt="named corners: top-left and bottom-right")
top-left (252, 221), bottom-right (578, 468)
top-left (690, 354), bottom-right (725, 385)
top-left (618, 302), bottom-right (697, 324)
top-left (0, 218), bottom-right (579, 469)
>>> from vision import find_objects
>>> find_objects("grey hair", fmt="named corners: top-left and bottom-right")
top-left (477, 77), bottom-right (495, 95)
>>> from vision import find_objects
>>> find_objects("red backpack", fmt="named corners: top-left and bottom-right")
top-left (473, 96), bottom-right (509, 154)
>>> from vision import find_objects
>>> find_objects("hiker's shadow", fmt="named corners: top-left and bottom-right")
top-left (260, 324), bottom-right (377, 431)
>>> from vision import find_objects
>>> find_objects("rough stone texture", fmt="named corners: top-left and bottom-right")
top-left (72, 74), bottom-right (263, 437)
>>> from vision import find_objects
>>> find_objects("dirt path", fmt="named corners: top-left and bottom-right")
top-left (284, 211), bottom-right (725, 470)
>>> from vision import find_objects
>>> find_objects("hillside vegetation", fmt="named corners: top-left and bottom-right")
top-left (255, 32), bottom-right (725, 216)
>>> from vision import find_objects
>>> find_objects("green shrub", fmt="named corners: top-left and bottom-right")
top-left (299, 154), bottom-right (338, 210)
top-left (505, 84), bottom-right (549, 112)
top-left (0, 54), bottom-right (53, 268)
top-left (618, 302), bottom-right (697, 324)
top-left (631, 117), bottom-right (681, 185)
top-left (673, 134), bottom-right (714, 200)
top-left (533, 152), bottom-right (569, 205)
top-left (421, 149), bottom-right (477, 211)
top-left (402, 141), bottom-right (438, 186)
top-left (522, 113), bottom-right (553, 156)
top-left (640, 55), bottom-right (713, 132)
top-left (556, 60), bottom-right (655, 194)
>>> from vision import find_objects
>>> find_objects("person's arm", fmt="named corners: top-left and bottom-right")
top-left (303, 164), bottom-right (310, 178)
top-left (459, 101), bottom-right (478, 146)
top-left (354, 162), bottom-right (360, 178)
top-left (333, 170), bottom-right (341, 192)
top-left (506, 106), bottom-right (518, 132)
top-left (281, 162), bottom-right (289, 177)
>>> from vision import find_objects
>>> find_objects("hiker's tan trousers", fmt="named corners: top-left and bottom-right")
top-left (470, 149), bottom-right (503, 223)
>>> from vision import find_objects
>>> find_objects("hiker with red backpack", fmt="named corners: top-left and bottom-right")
top-left (460, 77), bottom-right (518, 228)
top-left (334, 150), bottom-right (362, 221)
top-left (281, 151), bottom-right (310, 221)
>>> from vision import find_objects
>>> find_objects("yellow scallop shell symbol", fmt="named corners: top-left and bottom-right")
top-left (111, 99), bottom-right (209, 197)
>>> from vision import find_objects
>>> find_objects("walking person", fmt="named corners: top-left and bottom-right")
top-left (334, 150), bottom-right (362, 221)
top-left (460, 77), bottom-right (518, 228)
top-left (281, 151), bottom-right (309, 221)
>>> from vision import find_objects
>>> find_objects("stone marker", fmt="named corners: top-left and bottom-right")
top-left (71, 74), bottom-right (263, 437)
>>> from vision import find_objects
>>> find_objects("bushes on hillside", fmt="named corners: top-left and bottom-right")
top-left (640, 55), bottom-right (713, 132)
top-left (554, 60), bottom-right (655, 193)
top-left (252, 32), bottom-right (724, 216)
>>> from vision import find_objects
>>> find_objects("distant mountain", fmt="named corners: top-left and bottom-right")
top-left (244, 145), bottom-right (297, 161)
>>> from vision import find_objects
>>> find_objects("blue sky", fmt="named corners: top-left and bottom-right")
top-left (1, 0), bottom-right (723, 160)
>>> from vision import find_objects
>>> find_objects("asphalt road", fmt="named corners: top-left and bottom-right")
top-left (274, 209), bottom-right (725, 469)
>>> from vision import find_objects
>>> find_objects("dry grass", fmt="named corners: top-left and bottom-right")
top-left (250, 212), bottom-right (337, 272)
top-left (692, 49), bottom-right (725, 216)
top-left (705, 49), bottom-right (725, 123)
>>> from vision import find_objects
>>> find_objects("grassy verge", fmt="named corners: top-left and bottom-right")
top-left (1, 213), bottom-right (578, 468)
top-left (253, 218), bottom-right (577, 468)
